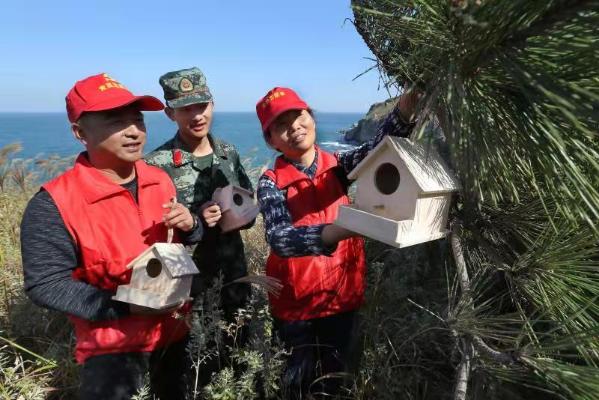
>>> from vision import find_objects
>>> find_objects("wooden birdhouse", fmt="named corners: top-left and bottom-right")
top-left (212, 184), bottom-right (260, 233)
top-left (113, 242), bottom-right (199, 309)
top-left (335, 136), bottom-right (460, 248)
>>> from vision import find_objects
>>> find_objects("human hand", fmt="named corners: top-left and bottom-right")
top-left (322, 224), bottom-right (359, 247)
top-left (201, 201), bottom-right (222, 228)
top-left (398, 83), bottom-right (422, 123)
top-left (163, 199), bottom-right (195, 232)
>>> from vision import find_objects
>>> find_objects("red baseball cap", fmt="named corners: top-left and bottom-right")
top-left (256, 87), bottom-right (309, 132)
top-left (65, 73), bottom-right (164, 123)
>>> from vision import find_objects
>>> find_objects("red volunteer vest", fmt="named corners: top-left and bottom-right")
top-left (43, 154), bottom-right (189, 363)
top-left (264, 148), bottom-right (366, 321)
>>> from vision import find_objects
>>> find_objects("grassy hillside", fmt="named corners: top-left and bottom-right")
top-left (1, 143), bottom-right (571, 399)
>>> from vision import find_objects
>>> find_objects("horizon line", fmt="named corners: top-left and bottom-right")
top-left (0, 109), bottom-right (367, 115)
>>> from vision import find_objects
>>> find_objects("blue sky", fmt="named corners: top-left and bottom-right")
top-left (0, 1), bottom-right (397, 113)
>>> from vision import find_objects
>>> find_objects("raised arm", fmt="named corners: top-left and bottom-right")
top-left (336, 89), bottom-right (419, 176)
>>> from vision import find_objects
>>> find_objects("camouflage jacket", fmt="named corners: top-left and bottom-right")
top-left (145, 133), bottom-right (253, 310)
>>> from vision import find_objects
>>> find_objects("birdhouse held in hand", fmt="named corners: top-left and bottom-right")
top-left (335, 136), bottom-right (460, 248)
top-left (212, 184), bottom-right (260, 233)
top-left (113, 243), bottom-right (199, 309)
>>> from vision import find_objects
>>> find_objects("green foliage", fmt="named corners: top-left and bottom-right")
top-left (352, 1), bottom-right (599, 399)
top-left (0, 143), bottom-right (22, 191)
top-left (0, 149), bottom-right (287, 399)
top-left (131, 375), bottom-right (151, 400)
top-left (0, 337), bottom-right (61, 400)
top-left (189, 273), bottom-right (287, 400)
top-left (354, 0), bottom-right (599, 226)
top-left (351, 244), bottom-right (455, 400)
top-left (0, 346), bottom-right (51, 400)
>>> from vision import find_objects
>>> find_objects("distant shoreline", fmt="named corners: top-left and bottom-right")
top-left (0, 112), bottom-right (362, 165)
top-left (0, 110), bottom-right (368, 115)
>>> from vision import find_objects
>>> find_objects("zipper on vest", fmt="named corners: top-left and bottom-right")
top-left (126, 190), bottom-right (144, 227)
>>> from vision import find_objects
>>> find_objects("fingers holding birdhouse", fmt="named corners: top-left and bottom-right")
top-left (201, 201), bottom-right (222, 227)
top-left (162, 201), bottom-right (195, 232)
top-left (321, 224), bottom-right (360, 247)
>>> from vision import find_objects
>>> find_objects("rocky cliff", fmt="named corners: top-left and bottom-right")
top-left (341, 97), bottom-right (398, 144)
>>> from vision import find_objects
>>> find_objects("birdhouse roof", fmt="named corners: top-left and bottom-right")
top-left (231, 185), bottom-right (254, 197)
top-left (348, 136), bottom-right (460, 194)
top-left (126, 243), bottom-right (198, 278)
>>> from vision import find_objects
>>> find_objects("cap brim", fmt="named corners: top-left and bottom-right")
top-left (262, 101), bottom-right (308, 132)
top-left (166, 93), bottom-right (213, 109)
top-left (87, 94), bottom-right (165, 114)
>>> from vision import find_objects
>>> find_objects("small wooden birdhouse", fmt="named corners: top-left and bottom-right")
top-left (212, 184), bottom-right (260, 233)
top-left (335, 136), bottom-right (460, 248)
top-left (113, 243), bottom-right (199, 309)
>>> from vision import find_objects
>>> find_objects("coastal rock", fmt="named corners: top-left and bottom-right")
top-left (342, 97), bottom-right (398, 144)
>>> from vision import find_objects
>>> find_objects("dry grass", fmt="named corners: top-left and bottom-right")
top-left (0, 143), bottom-right (461, 399)
top-left (0, 146), bottom-right (284, 399)
top-left (0, 144), bottom-right (78, 399)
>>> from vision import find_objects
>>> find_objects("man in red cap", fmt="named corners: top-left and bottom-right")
top-left (20, 73), bottom-right (202, 399)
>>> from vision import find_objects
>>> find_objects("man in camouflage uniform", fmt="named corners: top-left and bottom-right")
top-left (145, 67), bottom-right (253, 327)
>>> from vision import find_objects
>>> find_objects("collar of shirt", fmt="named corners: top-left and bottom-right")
top-left (171, 133), bottom-right (229, 170)
top-left (285, 148), bottom-right (319, 179)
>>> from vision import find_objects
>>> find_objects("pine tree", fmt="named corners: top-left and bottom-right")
top-left (351, 1), bottom-right (599, 399)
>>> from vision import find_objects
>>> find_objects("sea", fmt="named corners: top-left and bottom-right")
top-left (0, 112), bottom-right (360, 171)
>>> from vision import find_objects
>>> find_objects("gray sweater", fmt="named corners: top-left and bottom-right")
top-left (20, 178), bottom-right (202, 321)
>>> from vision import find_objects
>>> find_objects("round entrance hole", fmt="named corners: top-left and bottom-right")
top-left (233, 193), bottom-right (244, 206)
top-left (146, 258), bottom-right (162, 278)
top-left (375, 163), bottom-right (400, 195)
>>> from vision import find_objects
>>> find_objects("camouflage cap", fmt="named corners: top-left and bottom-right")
top-left (159, 67), bottom-right (213, 109)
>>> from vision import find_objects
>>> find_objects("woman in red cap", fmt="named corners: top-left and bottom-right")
top-left (255, 87), bottom-right (418, 398)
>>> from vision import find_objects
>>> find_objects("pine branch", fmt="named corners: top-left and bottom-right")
top-left (506, 0), bottom-right (594, 49)
top-left (450, 226), bottom-right (518, 400)
top-left (354, 1), bottom-right (599, 397)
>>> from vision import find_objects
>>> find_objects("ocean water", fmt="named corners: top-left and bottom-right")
top-left (0, 112), bottom-right (360, 168)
